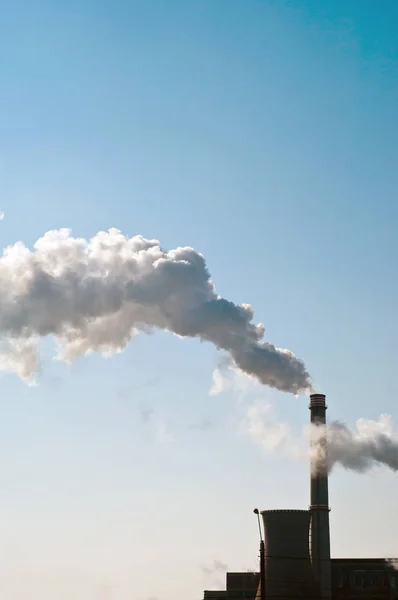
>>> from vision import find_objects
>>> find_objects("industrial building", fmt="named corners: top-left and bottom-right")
top-left (203, 394), bottom-right (398, 600)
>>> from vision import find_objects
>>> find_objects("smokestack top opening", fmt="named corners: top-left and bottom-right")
top-left (310, 393), bottom-right (326, 409)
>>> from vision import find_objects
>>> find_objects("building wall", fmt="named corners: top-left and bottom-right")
top-left (332, 559), bottom-right (398, 600)
top-left (204, 592), bottom-right (228, 599)
top-left (204, 573), bottom-right (260, 600)
top-left (204, 561), bottom-right (398, 600)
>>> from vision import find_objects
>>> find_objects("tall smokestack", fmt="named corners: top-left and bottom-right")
top-left (309, 393), bottom-right (331, 600)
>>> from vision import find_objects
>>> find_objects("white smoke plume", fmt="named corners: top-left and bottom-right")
top-left (210, 363), bottom-right (247, 396)
top-left (0, 337), bottom-right (40, 384)
top-left (244, 402), bottom-right (398, 474)
top-left (243, 402), bottom-right (291, 452)
top-left (201, 559), bottom-right (228, 575)
top-left (309, 415), bottom-right (398, 474)
top-left (0, 228), bottom-right (311, 392)
top-left (201, 559), bottom-right (228, 590)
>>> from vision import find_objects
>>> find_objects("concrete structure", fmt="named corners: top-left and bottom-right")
top-left (202, 393), bottom-right (398, 600)
top-left (310, 393), bottom-right (332, 600)
top-left (260, 509), bottom-right (318, 599)
top-left (205, 561), bottom-right (398, 600)
top-left (332, 559), bottom-right (398, 600)
top-left (204, 572), bottom-right (260, 599)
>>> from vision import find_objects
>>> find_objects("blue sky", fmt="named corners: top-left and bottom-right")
top-left (0, 1), bottom-right (397, 599)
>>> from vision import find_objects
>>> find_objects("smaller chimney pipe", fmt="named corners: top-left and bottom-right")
top-left (260, 539), bottom-right (265, 600)
top-left (254, 508), bottom-right (265, 600)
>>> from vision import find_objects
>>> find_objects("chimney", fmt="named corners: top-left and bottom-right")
top-left (309, 393), bottom-right (331, 600)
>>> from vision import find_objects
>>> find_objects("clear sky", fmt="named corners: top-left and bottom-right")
top-left (0, 1), bottom-right (398, 599)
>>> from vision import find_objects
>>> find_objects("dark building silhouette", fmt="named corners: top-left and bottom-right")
top-left (204, 561), bottom-right (398, 600)
top-left (202, 395), bottom-right (398, 600)
top-left (204, 572), bottom-right (260, 599)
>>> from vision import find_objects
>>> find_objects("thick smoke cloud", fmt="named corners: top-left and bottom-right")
top-left (309, 415), bottom-right (398, 473)
top-left (0, 228), bottom-right (311, 392)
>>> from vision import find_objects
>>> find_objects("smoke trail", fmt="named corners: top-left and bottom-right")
top-left (243, 402), bottom-right (398, 473)
top-left (243, 402), bottom-right (292, 452)
top-left (0, 228), bottom-right (311, 392)
top-left (309, 415), bottom-right (398, 474)
top-left (201, 559), bottom-right (228, 575)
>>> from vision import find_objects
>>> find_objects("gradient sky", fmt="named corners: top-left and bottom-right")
top-left (0, 1), bottom-right (398, 599)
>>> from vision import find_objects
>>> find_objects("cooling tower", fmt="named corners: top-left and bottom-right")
top-left (309, 393), bottom-right (331, 600)
top-left (260, 509), bottom-right (318, 599)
